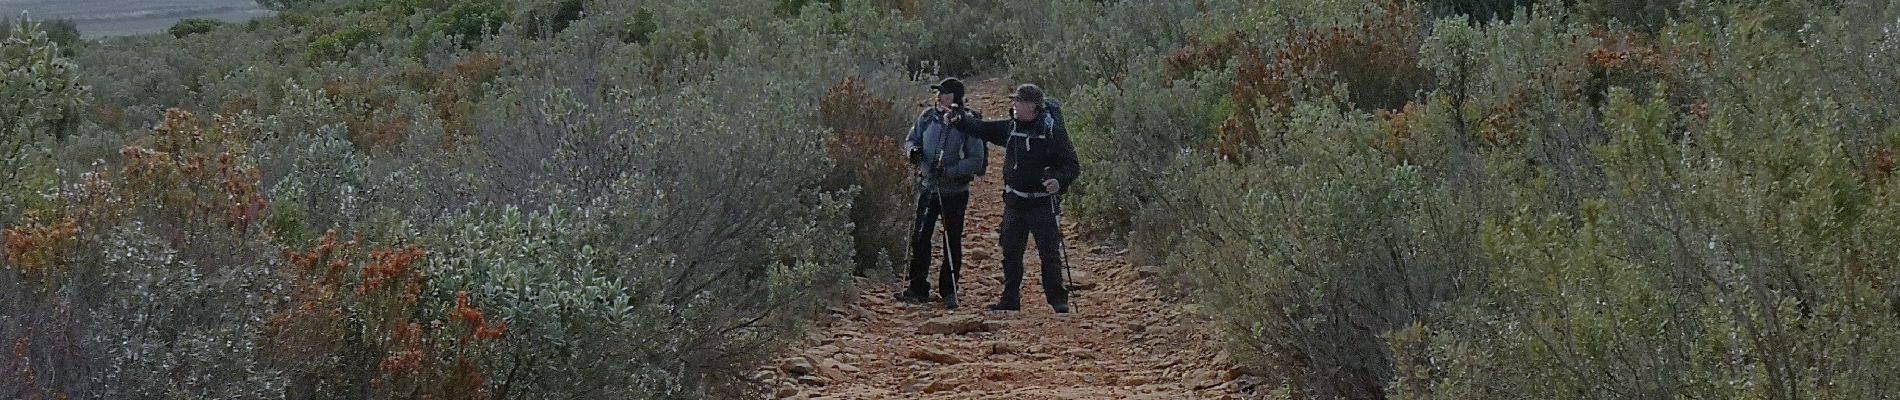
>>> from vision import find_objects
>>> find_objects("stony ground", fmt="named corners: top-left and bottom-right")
top-left (755, 79), bottom-right (1270, 399)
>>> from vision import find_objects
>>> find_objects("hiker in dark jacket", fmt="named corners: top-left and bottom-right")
top-left (896, 78), bottom-right (987, 309)
top-left (948, 83), bottom-right (1080, 313)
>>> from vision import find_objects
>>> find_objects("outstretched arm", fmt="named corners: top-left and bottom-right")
top-left (950, 112), bottom-right (1012, 146)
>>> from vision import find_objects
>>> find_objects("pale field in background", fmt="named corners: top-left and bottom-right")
top-left (0, 0), bottom-right (270, 38)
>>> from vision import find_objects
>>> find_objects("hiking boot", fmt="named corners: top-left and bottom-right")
top-left (895, 289), bottom-right (932, 304)
top-left (984, 301), bottom-right (1020, 312)
top-left (942, 293), bottom-right (959, 309)
top-left (1051, 303), bottom-right (1071, 314)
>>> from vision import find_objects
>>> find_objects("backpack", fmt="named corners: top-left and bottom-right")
top-left (919, 108), bottom-right (985, 181)
top-left (953, 108), bottom-right (986, 177)
top-left (1043, 99), bottom-right (1065, 136)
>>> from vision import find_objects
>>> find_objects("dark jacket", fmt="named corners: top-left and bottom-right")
top-left (951, 100), bottom-right (1080, 208)
top-left (906, 107), bottom-right (988, 193)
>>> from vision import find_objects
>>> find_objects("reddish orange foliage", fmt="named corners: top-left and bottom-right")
top-left (379, 321), bottom-right (426, 376)
top-left (3, 214), bottom-right (79, 278)
top-left (5, 109), bottom-right (267, 283)
top-left (270, 231), bottom-right (502, 398)
top-left (452, 292), bottom-right (509, 341)
top-left (119, 109), bottom-right (270, 232)
top-left (1165, 32), bottom-right (1244, 81)
top-left (361, 245), bottom-right (427, 297)
top-left (1377, 101), bottom-right (1425, 162)
top-left (1868, 148), bottom-right (1895, 184)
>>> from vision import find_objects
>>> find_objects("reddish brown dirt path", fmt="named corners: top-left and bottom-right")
top-left (757, 79), bottom-right (1263, 399)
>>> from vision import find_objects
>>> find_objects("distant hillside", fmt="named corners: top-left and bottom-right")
top-left (0, 0), bottom-right (269, 37)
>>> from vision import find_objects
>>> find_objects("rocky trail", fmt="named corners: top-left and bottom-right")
top-left (756, 79), bottom-right (1266, 399)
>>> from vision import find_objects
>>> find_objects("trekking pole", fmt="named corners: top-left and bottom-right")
top-left (935, 107), bottom-right (957, 303)
top-left (1053, 194), bottom-right (1075, 314)
top-left (938, 189), bottom-right (955, 302)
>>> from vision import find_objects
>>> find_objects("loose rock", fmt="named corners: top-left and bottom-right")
top-left (917, 314), bottom-right (986, 335)
top-left (908, 347), bottom-right (966, 365)
top-left (796, 374), bottom-right (830, 386)
top-left (778, 357), bottom-right (814, 375)
top-left (1135, 265), bottom-right (1167, 278)
top-left (987, 340), bottom-right (1028, 355)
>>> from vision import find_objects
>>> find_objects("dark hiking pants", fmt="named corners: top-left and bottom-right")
top-left (997, 198), bottom-right (1069, 307)
top-left (907, 189), bottom-right (969, 297)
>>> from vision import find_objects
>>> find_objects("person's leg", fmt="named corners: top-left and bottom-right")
top-left (1029, 200), bottom-right (1071, 311)
top-left (937, 191), bottom-right (970, 306)
top-left (901, 190), bottom-right (940, 299)
top-left (991, 205), bottom-right (1030, 310)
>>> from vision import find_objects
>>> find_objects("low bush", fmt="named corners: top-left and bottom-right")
top-left (168, 18), bottom-right (226, 39)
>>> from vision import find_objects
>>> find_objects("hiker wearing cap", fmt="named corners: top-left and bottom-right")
top-left (946, 84), bottom-right (1079, 314)
top-left (896, 78), bottom-right (988, 309)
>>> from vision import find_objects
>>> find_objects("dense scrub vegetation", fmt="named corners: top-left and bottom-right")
top-left (1059, 0), bottom-right (1900, 398)
top-left (1, 0), bottom-right (1896, 398)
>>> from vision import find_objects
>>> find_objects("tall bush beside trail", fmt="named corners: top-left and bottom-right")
top-left (412, 61), bottom-right (863, 396)
top-left (418, 208), bottom-right (680, 397)
top-left (1387, 5), bottom-right (1900, 399)
top-left (418, 195), bottom-right (851, 398)
top-left (1391, 88), bottom-right (1900, 400)
top-left (1052, 2), bottom-right (1894, 398)
top-left (1162, 102), bottom-right (1478, 399)
top-left (818, 75), bottom-right (911, 274)
top-left (436, 49), bottom-right (858, 396)
top-left (1062, 60), bottom-right (1225, 244)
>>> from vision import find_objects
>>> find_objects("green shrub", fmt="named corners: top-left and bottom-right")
top-left (267, 129), bottom-right (373, 248)
top-left (1167, 101), bottom-right (1478, 398)
top-left (1, 18), bottom-right (80, 53)
top-left (0, 19), bottom-right (87, 226)
top-left (256, 0), bottom-right (336, 11)
top-left (169, 18), bottom-right (226, 38)
top-left (421, 0), bottom-right (511, 50)
top-left (815, 76), bottom-right (911, 274)
top-left (18, 0), bottom-right (1895, 398)
top-left (1422, 0), bottom-right (1536, 22)
top-left (1061, 1), bottom-right (1900, 398)
top-left (521, 0), bottom-right (587, 38)
top-left (308, 26), bottom-right (383, 63)
top-left (419, 200), bottom-right (849, 397)
top-left (1063, 60), bottom-right (1225, 242)
top-left (1001, 0), bottom-right (1203, 96)
top-left (618, 7), bottom-right (660, 44)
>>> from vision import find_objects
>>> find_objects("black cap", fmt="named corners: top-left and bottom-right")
top-left (1007, 83), bottom-right (1044, 104)
top-left (929, 78), bottom-right (966, 98)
